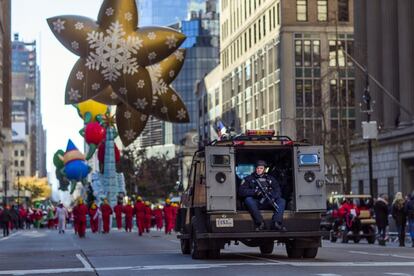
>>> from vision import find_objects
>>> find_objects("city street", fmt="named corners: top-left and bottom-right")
top-left (0, 228), bottom-right (413, 276)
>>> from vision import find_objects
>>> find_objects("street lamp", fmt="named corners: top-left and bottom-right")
top-left (16, 171), bottom-right (20, 210)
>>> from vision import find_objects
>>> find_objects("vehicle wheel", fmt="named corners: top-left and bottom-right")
top-left (341, 232), bottom-right (349, 243)
top-left (286, 245), bottom-right (304, 258)
top-left (303, 248), bottom-right (318, 259)
top-left (208, 248), bottom-right (220, 259)
top-left (367, 235), bottom-right (375, 244)
top-left (330, 231), bottom-right (337, 243)
top-left (180, 239), bottom-right (190, 255)
top-left (259, 242), bottom-right (274, 255)
top-left (190, 234), bottom-right (207, 259)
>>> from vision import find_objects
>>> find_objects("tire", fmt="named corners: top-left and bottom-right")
top-left (367, 235), bottom-right (376, 244)
top-left (180, 239), bottom-right (190, 255)
top-left (259, 242), bottom-right (274, 255)
top-left (286, 245), bottom-right (304, 258)
top-left (303, 248), bottom-right (318, 259)
top-left (190, 231), bottom-right (207, 259)
top-left (208, 248), bottom-right (220, 259)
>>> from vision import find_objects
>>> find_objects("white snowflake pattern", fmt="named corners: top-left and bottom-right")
top-left (174, 50), bottom-right (184, 61)
top-left (119, 87), bottom-right (128, 95)
top-left (165, 35), bottom-right (178, 49)
top-left (68, 88), bottom-right (81, 101)
top-left (134, 98), bottom-right (148, 110)
top-left (140, 114), bottom-right (147, 122)
top-left (74, 22), bottom-right (84, 30)
top-left (148, 64), bottom-right (168, 104)
top-left (160, 106), bottom-right (168, 114)
top-left (124, 129), bottom-right (136, 141)
top-left (91, 83), bottom-right (101, 91)
top-left (86, 21), bottom-right (143, 82)
top-left (53, 19), bottom-right (65, 33)
top-left (147, 32), bottom-right (156, 40)
top-left (177, 108), bottom-right (187, 120)
top-left (137, 80), bottom-right (145, 89)
top-left (124, 110), bottom-right (132, 119)
top-left (105, 7), bottom-right (114, 16)
top-left (76, 71), bottom-right (84, 80)
top-left (171, 94), bottom-right (178, 102)
top-left (124, 12), bottom-right (133, 21)
top-left (148, 52), bottom-right (157, 60)
top-left (71, 41), bottom-right (79, 50)
top-left (169, 70), bottom-right (175, 78)
top-left (110, 92), bottom-right (118, 99)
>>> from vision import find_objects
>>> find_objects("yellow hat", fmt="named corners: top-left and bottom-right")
top-left (165, 198), bottom-right (171, 204)
top-left (137, 196), bottom-right (142, 201)
top-left (77, 100), bottom-right (107, 122)
top-left (78, 198), bottom-right (83, 204)
top-left (145, 201), bottom-right (150, 206)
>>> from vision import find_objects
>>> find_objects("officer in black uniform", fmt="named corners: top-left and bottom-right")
top-left (238, 160), bottom-right (286, 231)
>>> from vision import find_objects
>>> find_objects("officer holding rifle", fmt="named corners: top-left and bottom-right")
top-left (238, 160), bottom-right (286, 231)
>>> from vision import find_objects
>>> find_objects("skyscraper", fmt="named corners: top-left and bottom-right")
top-left (11, 34), bottom-right (46, 178)
top-left (172, 0), bottom-right (220, 144)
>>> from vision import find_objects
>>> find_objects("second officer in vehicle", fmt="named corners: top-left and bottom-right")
top-left (238, 160), bottom-right (286, 231)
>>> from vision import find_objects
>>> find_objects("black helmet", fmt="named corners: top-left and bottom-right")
top-left (255, 160), bottom-right (267, 167)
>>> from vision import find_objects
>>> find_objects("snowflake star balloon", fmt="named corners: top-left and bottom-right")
top-left (48, 0), bottom-right (189, 146)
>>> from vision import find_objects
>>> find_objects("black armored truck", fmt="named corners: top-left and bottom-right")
top-left (175, 130), bottom-right (327, 259)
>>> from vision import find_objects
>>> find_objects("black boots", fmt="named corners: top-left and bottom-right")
top-left (255, 221), bottom-right (266, 231)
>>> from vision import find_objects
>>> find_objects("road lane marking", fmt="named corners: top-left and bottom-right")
top-left (0, 268), bottom-right (93, 275)
top-left (384, 274), bottom-right (412, 276)
top-left (234, 253), bottom-right (282, 263)
top-left (314, 274), bottom-right (342, 276)
top-left (76, 254), bottom-right (92, 269)
top-left (349, 250), bottom-right (414, 260)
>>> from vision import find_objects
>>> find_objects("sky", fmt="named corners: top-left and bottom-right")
top-left (11, 0), bottom-right (104, 199)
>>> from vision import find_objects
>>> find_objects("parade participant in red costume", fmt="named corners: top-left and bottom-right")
top-left (123, 201), bottom-right (134, 232)
top-left (144, 201), bottom-right (152, 233)
top-left (134, 196), bottom-right (145, 236)
top-left (100, 199), bottom-right (113, 233)
top-left (153, 205), bottom-right (163, 231)
top-left (89, 202), bottom-right (99, 233)
top-left (163, 199), bottom-right (174, 234)
top-left (18, 206), bottom-right (27, 229)
top-left (338, 198), bottom-right (361, 236)
top-left (171, 203), bottom-right (178, 231)
top-left (73, 198), bottom-right (88, 238)
top-left (113, 201), bottom-right (123, 230)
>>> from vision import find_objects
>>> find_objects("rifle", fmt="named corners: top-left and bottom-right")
top-left (253, 178), bottom-right (279, 213)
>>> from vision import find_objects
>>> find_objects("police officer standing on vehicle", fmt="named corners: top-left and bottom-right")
top-left (238, 160), bottom-right (286, 231)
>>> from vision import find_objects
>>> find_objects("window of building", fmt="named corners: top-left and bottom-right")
top-left (372, 178), bottom-right (378, 198)
top-left (276, 4), bottom-right (280, 26)
top-left (338, 0), bottom-right (349, 22)
top-left (317, 0), bottom-right (328, 22)
top-left (258, 19), bottom-right (261, 40)
top-left (296, 0), bottom-right (308, 22)
top-left (20, 160), bottom-right (24, 167)
top-left (387, 177), bottom-right (395, 201)
top-left (263, 15), bottom-right (266, 36)
top-left (14, 160), bottom-right (18, 167)
top-left (358, 180), bottom-right (364, 194)
top-left (14, 150), bottom-right (18, 156)
top-left (20, 150), bottom-right (24, 156)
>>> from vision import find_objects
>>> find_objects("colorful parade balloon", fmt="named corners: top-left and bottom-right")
top-left (47, 0), bottom-right (189, 147)
top-left (63, 139), bottom-right (91, 193)
top-left (81, 122), bottom-right (106, 160)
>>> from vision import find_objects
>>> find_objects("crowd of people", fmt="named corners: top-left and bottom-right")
top-left (330, 191), bottom-right (414, 247)
top-left (0, 197), bottom-right (180, 239)
top-left (65, 197), bottom-right (179, 238)
top-left (0, 204), bottom-right (46, 237)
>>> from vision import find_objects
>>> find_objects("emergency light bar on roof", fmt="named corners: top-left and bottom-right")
top-left (246, 129), bottom-right (275, 136)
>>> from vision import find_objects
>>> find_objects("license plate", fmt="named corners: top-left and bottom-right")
top-left (216, 218), bottom-right (234, 228)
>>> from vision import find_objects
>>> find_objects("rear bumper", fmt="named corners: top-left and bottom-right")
top-left (178, 230), bottom-right (328, 240)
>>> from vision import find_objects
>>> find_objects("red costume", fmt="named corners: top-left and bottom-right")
top-left (134, 200), bottom-right (145, 235)
top-left (171, 204), bottom-right (178, 230)
top-left (163, 204), bottom-right (174, 234)
top-left (153, 208), bottom-right (163, 230)
top-left (100, 203), bottom-right (113, 233)
top-left (123, 205), bottom-right (134, 232)
top-left (144, 204), bottom-right (152, 232)
top-left (339, 201), bottom-right (360, 228)
top-left (114, 203), bottom-right (123, 230)
top-left (89, 206), bottom-right (98, 233)
top-left (73, 203), bottom-right (88, 238)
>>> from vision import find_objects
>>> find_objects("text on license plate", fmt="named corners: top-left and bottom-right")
top-left (216, 218), bottom-right (234, 228)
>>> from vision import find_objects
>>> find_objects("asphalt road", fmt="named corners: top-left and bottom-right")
top-left (0, 227), bottom-right (413, 276)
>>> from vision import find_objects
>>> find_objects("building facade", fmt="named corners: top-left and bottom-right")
top-left (351, 0), bottom-right (414, 198)
top-left (0, 0), bottom-right (12, 202)
top-left (11, 34), bottom-right (46, 178)
top-left (172, 1), bottom-right (220, 144)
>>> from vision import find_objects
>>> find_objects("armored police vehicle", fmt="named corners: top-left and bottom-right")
top-left (176, 130), bottom-right (326, 259)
